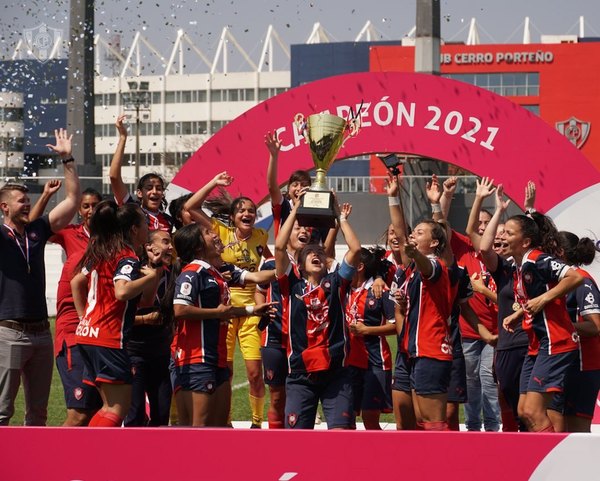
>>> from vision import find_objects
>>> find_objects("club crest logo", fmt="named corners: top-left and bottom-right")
top-left (523, 272), bottom-right (533, 284)
top-left (23, 23), bottom-right (63, 63)
top-left (266, 369), bottom-right (274, 381)
top-left (73, 387), bottom-right (83, 400)
top-left (555, 117), bottom-right (591, 149)
top-left (287, 413), bottom-right (297, 428)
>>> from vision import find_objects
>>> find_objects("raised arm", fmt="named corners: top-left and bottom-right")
top-left (109, 114), bottom-right (129, 205)
top-left (479, 184), bottom-right (510, 273)
top-left (265, 130), bottom-right (283, 207)
top-left (440, 176), bottom-right (457, 220)
top-left (465, 176), bottom-right (495, 251)
top-left (29, 179), bottom-right (61, 222)
top-left (182, 171), bottom-right (233, 228)
top-left (426, 174), bottom-right (444, 222)
top-left (387, 173), bottom-right (410, 267)
top-left (524, 180), bottom-right (536, 213)
top-left (404, 239), bottom-right (434, 278)
top-left (46, 129), bottom-right (81, 233)
top-left (275, 197), bottom-right (299, 277)
top-left (335, 201), bottom-right (361, 269)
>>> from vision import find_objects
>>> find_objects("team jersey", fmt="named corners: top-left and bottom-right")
top-left (120, 193), bottom-right (173, 233)
top-left (127, 267), bottom-right (172, 357)
top-left (448, 262), bottom-right (473, 359)
top-left (394, 256), bottom-right (452, 361)
top-left (257, 257), bottom-right (290, 349)
top-left (346, 278), bottom-right (395, 370)
top-left (75, 246), bottom-right (140, 349)
top-left (171, 260), bottom-right (247, 368)
top-left (383, 250), bottom-right (401, 286)
top-left (50, 223), bottom-right (90, 355)
top-left (513, 249), bottom-right (578, 356)
top-left (490, 255), bottom-right (530, 352)
top-left (566, 269), bottom-right (600, 371)
top-left (211, 217), bottom-right (268, 306)
top-left (278, 259), bottom-right (355, 374)
top-left (451, 231), bottom-right (498, 338)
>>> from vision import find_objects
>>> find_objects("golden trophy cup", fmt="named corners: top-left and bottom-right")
top-left (294, 112), bottom-right (360, 229)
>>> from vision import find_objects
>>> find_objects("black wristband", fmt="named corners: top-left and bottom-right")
top-left (61, 156), bottom-right (74, 164)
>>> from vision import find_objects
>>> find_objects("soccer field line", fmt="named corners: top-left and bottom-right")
top-left (232, 380), bottom-right (249, 391)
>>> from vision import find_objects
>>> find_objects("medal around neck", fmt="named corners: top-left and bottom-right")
top-left (293, 112), bottom-right (360, 229)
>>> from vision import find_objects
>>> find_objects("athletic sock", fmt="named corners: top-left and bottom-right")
top-left (88, 409), bottom-right (123, 427)
top-left (422, 421), bottom-right (449, 431)
top-left (249, 394), bottom-right (265, 426)
top-left (416, 421), bottom-right (425, 431)
top-left (267, 411), bottom-right (284, 429)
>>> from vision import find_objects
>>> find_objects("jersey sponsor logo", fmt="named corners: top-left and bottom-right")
top-left (287, 413), bottom-right (297, 428)
top-left (441, 342), bottom-right (453, 355)
top-left (180, 282), bottom-right (192, 296)
top-left (75, 318), bottom-right (99, 339)
top-left (550, 261), bottom-right (563, 275)
top-left (120, 264), bottom-right (134, 275)
top-left (306, 298), bottom-right (330, 334)
top-left (584, 292), bottom-right (598, 308)
top-left (73, 387), bottom-right (83, 400)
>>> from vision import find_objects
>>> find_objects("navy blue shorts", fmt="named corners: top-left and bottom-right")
top-left (349, 366), bottom-right (393, 414)
top-left (447, 356), bottom-right (468, 403)
top-left (78, 344), bottom-right (133, 386)
top-left (261, 346), bottom-right (288, 386)
top-left (392, 351), bottom-right (411, 393)
top-left (495, 347), bottom-right (527, 399)
top-left (519, 354), bottom-right (537, 394)
top-left (549, 367), bottom-right (600, 418)
top-left (56, 342), bottom-right (102, 411)
top-left (174, 363), bottom-right (230, 394)
top-left (527, 350), bottom-right (578, 393)
top-left (285, 367), bottom-right (354, 429)
top-left (410, 357), bottom-right (452, 395)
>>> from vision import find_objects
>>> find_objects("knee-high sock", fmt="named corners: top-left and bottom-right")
top-left (422, 421), bottom-right (449, 431)
top-left (249, 394), bottom-right (265, 426)
top-left (88, 409), bottom-right (123, 427)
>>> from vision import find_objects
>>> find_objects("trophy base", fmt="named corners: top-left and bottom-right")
top-left (296, 190), bottom-right (336, 230)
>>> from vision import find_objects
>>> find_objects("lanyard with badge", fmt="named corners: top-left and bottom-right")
top-left (3, 224), bottom-right (30, 274)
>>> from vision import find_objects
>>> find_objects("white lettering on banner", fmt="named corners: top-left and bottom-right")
top-left (276, 100), bottom-right (501, 153)
top-left (442, 50), bottom-right (554, 65)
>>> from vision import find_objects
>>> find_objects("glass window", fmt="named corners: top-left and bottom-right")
top-left (488, 74), bottom-right (501, 87)
top-left (210, 90), bottom-right (222, 102)
top-left (165, 122), bottom-right (175, 135)
top-left (522, 105), bottom-right (540, 115)
top-left (245, 89), bottom-right (255, 101)
top-left (528, 86), bottom-right (539, 96)
top-left (152, 92), bottom-right (162, 104)
top-left (258, 88), bottom-right (269, 101)
top-left (165, 91), bottom-right (176, 103)
top-left (513, 73), bottom-right (527, 86)
top-left (516, 86), bottom-right (527, 96)
top-left (181, 91), bottom-right (192, 103)
top-left (196, 90), bottom-right (207, 102)
top-left (527, 73), bottom-right (539, 86)
top-left (228, 89), bottom-right (238, 101)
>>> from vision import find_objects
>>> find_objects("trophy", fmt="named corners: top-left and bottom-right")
top-left (294, 112), bottom-right (360, 229)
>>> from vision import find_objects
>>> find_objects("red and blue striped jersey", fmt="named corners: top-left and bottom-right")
top-left (278, 259), bottom-right (355, 373)
top-left (395, 256), bottom-right (453, 361)
top-left (567, 269), bottom-right (600, 371)
top-left (75, 247), bottom-right (140, 349)
top-left (513, 249), bottom-right (578, 356)
top-left (171, 260), bottom-right (247, 368)
top-left (346, 278), bottom-right (395, 370)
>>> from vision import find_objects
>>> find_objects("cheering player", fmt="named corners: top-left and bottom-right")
top-left (169, 223), bottom-right (275, 427)
top-left (275, 196), bottom-right (361, 429)
top-left (71, 201), bottom-right (163, 427)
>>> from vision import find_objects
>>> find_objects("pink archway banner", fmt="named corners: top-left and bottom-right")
top-left (169, 72), bottom-right (600, 215)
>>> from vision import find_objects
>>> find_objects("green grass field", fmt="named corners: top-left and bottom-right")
top-left (10, 322), bottom-right (458, 426)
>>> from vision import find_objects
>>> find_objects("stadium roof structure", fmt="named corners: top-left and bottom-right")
top-left (8, 16), bottom-right (595, 76)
